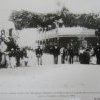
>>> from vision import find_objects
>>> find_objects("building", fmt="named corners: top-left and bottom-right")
top-left (39, 26), bottom-right (97, 48)
top-left (0, 21), bottom-right (18, 40)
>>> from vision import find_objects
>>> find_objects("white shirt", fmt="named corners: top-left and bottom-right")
top-left (0, 41), bottom-right (7, 53)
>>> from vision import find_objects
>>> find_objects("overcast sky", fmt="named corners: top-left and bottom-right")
top-left (0, 0), bottom-right (100, 23)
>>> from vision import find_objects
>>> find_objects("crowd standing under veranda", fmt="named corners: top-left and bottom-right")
top-left (0, 29), bottom-right (100, 67)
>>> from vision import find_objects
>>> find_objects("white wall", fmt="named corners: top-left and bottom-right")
top-left (17, 28), bottom-right (39, 49)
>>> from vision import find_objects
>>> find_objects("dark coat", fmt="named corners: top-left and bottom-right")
top-left (94, 45), bottom-right (100, 57)
top-left (68, 47), bottom-right (74, 57)
top-left (52, 46), bottom-right (60, 56)
top-left (36, 48), bottom-right (43, 57)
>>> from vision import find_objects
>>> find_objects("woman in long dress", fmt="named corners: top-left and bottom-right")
top-left (0, 40), bottom-right (8, 67)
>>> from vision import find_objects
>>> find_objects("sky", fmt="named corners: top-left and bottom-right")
top-left (0, 0), bottom-right (100, 13)
top-left (0, 0), bottom-right (100, 22)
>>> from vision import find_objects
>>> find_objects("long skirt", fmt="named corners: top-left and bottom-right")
top-left (54, 55), bottom-right (58, 64)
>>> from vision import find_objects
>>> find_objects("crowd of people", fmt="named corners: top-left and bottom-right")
top-left (0, 29), bottom-right (100, 67)
top-left (0, 30), bottom-right (28, 68)
top-left (35, 42), bottom-right (100, 65)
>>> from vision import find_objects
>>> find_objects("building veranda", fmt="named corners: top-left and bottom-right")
top-left (38, 26), bottom-right (97, 53)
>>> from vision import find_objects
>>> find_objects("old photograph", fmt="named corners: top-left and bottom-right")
top-left (0, 0), bottom-right (100, 100)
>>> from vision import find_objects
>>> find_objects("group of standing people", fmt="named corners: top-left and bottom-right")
top-left (52, 44), bottom-right (75, 64)
top-left (79, 42), bottom-right (100, 65)
top-left (0, 31), bottom-right (28, 68)
top-left (35, 43), bottom-right (75, 65)
top-left (35, 42), bottom-right (100, 65)
top-left (1, 30), bottom-right (100, 67)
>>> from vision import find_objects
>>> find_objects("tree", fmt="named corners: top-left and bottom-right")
top-left (9, 8), bottom-right (100, 31)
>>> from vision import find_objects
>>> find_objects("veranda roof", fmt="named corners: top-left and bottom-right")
top-left (43, 27), bottom-right (96, 39)
top-left (58, 27), bottom-right (95, 38)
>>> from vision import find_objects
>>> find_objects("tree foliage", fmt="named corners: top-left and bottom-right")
top-left (9, 7), bottom-right (100, 31)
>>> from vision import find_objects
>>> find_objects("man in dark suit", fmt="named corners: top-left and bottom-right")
top-left (94, 43), bottom-right (100, 64)
top-left (35, 46), bottom-right (43, 65)
top-left (68, 44), bottom-right (74, 64)
top-left (52, 44), bottom-right (60, 64)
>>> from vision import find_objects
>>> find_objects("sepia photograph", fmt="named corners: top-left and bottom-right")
top-left (0, 0), bottom-right (100, 100)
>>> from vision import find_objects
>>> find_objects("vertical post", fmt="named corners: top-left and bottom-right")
top-left (44, 27), bottom-right (47, 47)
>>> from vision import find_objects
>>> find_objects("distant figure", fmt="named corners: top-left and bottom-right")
top-left (0, 40), bottom-right (7, 67)
top-left (79, 47), bottom-right (84, 64)
top-left (60, 46), bottom-right (66, 64)
top-left (35, 46), bottom-right (43, 65)
top-left (20, 48), bottom-right (28, 66)
top-left (0, 31), bottom-right (8, 68)
top-left (6, 35), bottom-right (18, 67)
top-left (94, 43), bottom-right (100, 64)
top-left (68, 44), bottom-right (74, 64)
top-left (9, 48), bottom-right (16, 68)
top-left (23, 49), bottom-right (28, 66)
top-left (65, 47), bottom-right (68, 62)
top-left (83, 48), bottom-right (90, 64)
top-left (90, 47), bottom-right (96, 64)
top-left (15, 48), bottom-right (21, 67)
top-left (52, 44), bottom-right (60, 64)
top-left (74, 42), bottom-right (79, 62)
